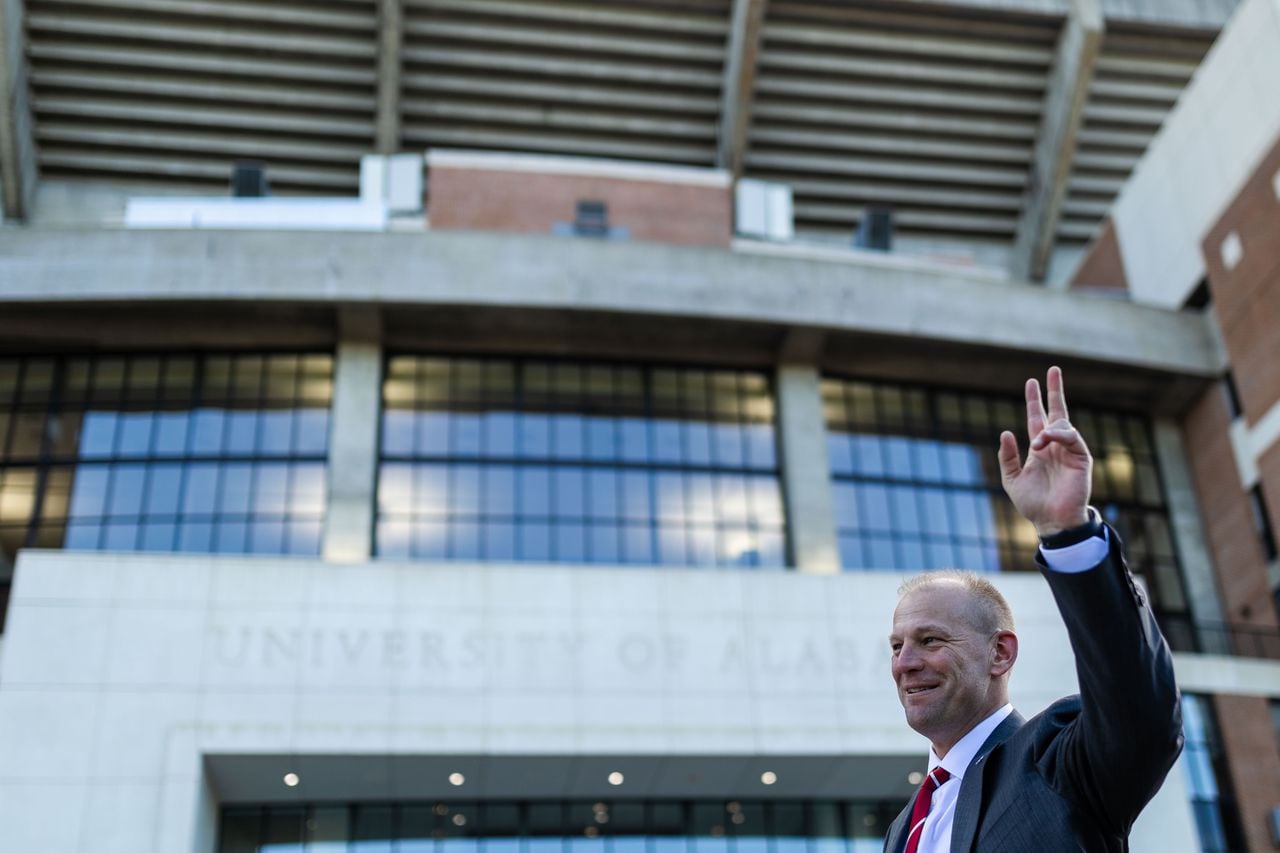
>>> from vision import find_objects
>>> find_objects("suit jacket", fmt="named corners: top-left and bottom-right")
top-left (883, 528), bottom-right (1184, 853)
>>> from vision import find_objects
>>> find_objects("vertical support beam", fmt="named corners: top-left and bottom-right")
top-left (1010, 0), bottom-right (1103, 283)
top-left (716, 0), bottom-right (768, 178)
top-left (323, 308), bottom-right (383, 563)
top-left (1153, 419), bottom-right (1228, 653)
top-left (0, 0), bottom-right (38, 220)
top-left (374, 0), bottom-right (403, 154)
top-left (775, 333), bottom-right (840, 574)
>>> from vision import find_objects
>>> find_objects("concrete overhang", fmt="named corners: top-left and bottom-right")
top-left (0, 228), bottom-right (1222, 412)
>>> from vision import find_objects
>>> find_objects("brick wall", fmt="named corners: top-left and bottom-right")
top-left (1182, 386), bottom-right (1277, 631)
top-left (1200, 136), bottom-right (1280, 425)
top-left (427, 162), bottom-right (733, 249)
top-left (1069, 218), bottom-right (1130, 291)
top-left (1212, 694), bottom-right (1280, 853)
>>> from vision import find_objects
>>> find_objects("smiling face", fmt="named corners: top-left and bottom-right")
top-left (889, 579), bottom-right (1018, 757)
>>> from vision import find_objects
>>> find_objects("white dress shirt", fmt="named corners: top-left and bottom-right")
top-left (911, 532), bottom-right (1108, 853)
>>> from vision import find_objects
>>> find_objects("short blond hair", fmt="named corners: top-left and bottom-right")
top-left (898, 570), bottom-right (1015, 634)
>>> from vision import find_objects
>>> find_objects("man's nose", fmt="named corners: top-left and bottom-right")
top-left (892, 644), bottom-right (921, 677)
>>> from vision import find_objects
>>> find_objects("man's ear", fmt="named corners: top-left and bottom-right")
top-left (991, 630), bottom-right (1018, 677)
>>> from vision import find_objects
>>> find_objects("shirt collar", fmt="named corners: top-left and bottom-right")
top-left (927, 704), bottom-right (1014, 780)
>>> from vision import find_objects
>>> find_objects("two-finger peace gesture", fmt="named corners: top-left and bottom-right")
top-left (996, 366), bottom-right (1093, 538)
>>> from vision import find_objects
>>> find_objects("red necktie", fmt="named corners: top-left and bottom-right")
top-left (904, 766), bottom-right (951, 853)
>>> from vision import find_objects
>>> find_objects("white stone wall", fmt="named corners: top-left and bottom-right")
top-left (0, 551), bottom-right (1200, 852)
top-left (1112, 0), bottom-right (1280, 308)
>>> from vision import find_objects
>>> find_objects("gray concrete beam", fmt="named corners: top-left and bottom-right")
top-left (716, 0), bottom-right (768, 177)
top-left (1011, 0), bottom-right (1104, 283)
top-left (0, 228), bottom-right (1223, 377)
top-left (375, 0), bottom-right (403, 154)
top-left (0, 0), bottom-right (38, 220)
top-left (775, 340), bottom-right (841, 575)
top-left (322, 308), bottom-right (384, 563)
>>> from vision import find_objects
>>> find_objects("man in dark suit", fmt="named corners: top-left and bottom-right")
top-left (883, 366), bottom-right (1183, 853)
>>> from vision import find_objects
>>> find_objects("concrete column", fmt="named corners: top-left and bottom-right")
top-left (0, 0), bottom-right (38, 220)
top-left (775, 359), bottom-right (841, 574)
top-left (1010, 0), bottom-right (1104, 283)
top-left (374, 0), bottom-right (403, 154)
top-left (716, 0), bottom-right (769, 178)
top-left (322, 312), bottom-right (383, 563)
top-left (1153, 418), bottom-right (1228, 652)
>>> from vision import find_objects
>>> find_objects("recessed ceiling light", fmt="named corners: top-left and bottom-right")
top-left (907, 771), bottom-right (924, 785)
top-left (760, 771), bottom-right (777, 785)
top-left (283, 772), bottom-right (300, 787)
top-left (452, 814), bottom-right (467, 827)
top-left (607, 771), bottom-right (625, 786)
top-left (449, 772), bottom-right (466, 786)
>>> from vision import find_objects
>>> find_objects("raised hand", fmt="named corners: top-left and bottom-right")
top-left (996, 366), bottom-right (1093, 537)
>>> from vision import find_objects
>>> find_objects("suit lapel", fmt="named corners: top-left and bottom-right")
top-left (884, 802), bottom-right (912, 853)
top-left (949, 710), bottom-right (1024, 853)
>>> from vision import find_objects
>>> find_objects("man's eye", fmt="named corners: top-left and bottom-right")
top-left (922, 636), bottom-right (940, 645)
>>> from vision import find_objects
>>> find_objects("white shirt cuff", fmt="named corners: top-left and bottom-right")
top-left (1039, 526), bottom-right (1109, 573)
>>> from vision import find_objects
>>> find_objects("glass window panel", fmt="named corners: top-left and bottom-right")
top-left (413, 464), bottom-right (448, 515)
top-left (898, 538), bottom-right (925, 569)
top-left (455, 413), bottom-right (483, 457)
top-left (178, 521), bottom-right (214, 552)
top-left (686, 474), bottom-right (715, 523)
top-left (64, 521), bottom-right (101, 549)
top-left (412, 521), bottom-right (448, 559)
top-left (587, 469), bottom-right (619, 520)
top-left (290, 464), bottom-right (326, 516)
top-left (225, 411), bottom-right (258, 455)
top-left (554, 467), bottom-right (586, 519)
top-left (520, 522), bottom-right (552, 560)
top-left (115, 412), bottom-right (153, 457)
top-left (520, 413), bottom-right (551, 458)
top-left (520, 466), bottom-right (551, 519)
top-left (839, 533), bottom-right (865, 568)
top-left (712, 424), bottom-right (745, 468)
top-left (619, 418), bottom-right (649, 463)
top-left (220, 809), bottom-right (262, 853)
top-left (851, 435), bottom-right (883, 477)
top-left (384, 409), bottom-right (414, 455)
top-left (889, 486), bottom-right (921, 534)
top-left (259, 411), bottom-right (294, 456)
top-left (658, 524), bottom-right (688, 565)
top-left (216, 521), bottom-right (248, 554)
top-left (379, 463), bottom-right (414, 516)
top-left (191, 409), bottom-right (225, 455)
top-left (145, 464), bottom-right (185, 516)
top-left (589, 523), bottom-right (620, 563)
top-left (485, 522), bottom-right (517, 560)
top-left (686, 421), bottom-right (713, 466)
top-left (623, 523), bottom-right (653, 564)
top-left (688, 525), bottom-right (716, 565)
top-left (655, 472), bottom-right (686, 521)
top-left (653, 420), bottom-right (682, 464)
top-left (585, 417), bottom-right (616, 461)
top-left (219, 464), bottom-right (253, 514)
top-left (378, 519), bottom-right (411, 558)
top-left (555, 523), bottom-right (586, 562)
top-left (294, 409), bottom-right (329, 456)
top-left (716, 475), bottom-right (748, 526)
top-left (153, 412), bottom-right (189, 457)
top-left (287, 520), bottom-right (322, 556)
top-left (106, 463), bottom-right (147, 518)
top-left (884, 437), bottom-right (912, 476)
top-left (453, 465), bottom-right (482, 516)
top-left (37, 466), bottom-right (72, 524)
top-left (749, 477), bottom-right (783, 527)
top-left (485, 412), bottom-right (517, 457)
top-left (552, 414), bottom-right (585, 460)
top-left (913, 440), bottom-right (944, 483)
top-left (621, 472), bottom-right (652, 521)
top-left (79, 411), bottom-right (117, 458)
top-left (827, 434), bottom-right (853, 477)
top-left (858, 485), bottom-right (890, 532)
top-left (452, 521), bottom-right (481, 559)
top-left (0, 467), bottom-right (39, 524)
top-left (480, 465), bottom-right (516, 516)
top-left (254, 464), bottom-right (291, 516)
top-left (102, 520), bottom-right (138, 549)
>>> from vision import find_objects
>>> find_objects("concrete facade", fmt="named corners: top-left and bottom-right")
top-left (0, 550), bottom-right (1203, 852)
